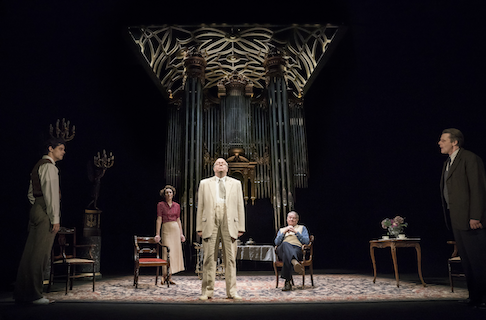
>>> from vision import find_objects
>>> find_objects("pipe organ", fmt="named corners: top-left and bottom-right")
top-left (128, 24), bottom-right (345, 244)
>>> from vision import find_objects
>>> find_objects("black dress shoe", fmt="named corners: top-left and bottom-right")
top-left (465, 299), bottom-right (483, 308)
top-left (475, 302), bottom-right (486, 310)
top-left (282, 280), bottom-right (292, 291)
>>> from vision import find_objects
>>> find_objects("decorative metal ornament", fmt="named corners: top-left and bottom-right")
top-left (49, 118), bottom-right (75, 141)
top-left (128, 24), bottom-right (345, 99)
top-left (127, 23), bottom-right (345, 244)
top-left (87, 150), bottom-right (115, 210)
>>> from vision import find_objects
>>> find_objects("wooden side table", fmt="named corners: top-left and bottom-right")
top-left (369, 238), bottom-right (426, 287)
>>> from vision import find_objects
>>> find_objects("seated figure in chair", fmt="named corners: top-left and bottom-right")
top-left (274, 211), bottom-right (310, 291)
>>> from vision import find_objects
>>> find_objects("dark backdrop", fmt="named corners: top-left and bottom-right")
top-left (2, 1), bottom-right (486, 287)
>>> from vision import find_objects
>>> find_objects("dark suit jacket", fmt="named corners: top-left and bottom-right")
top-left (440, 148), bottom-right (486, 230)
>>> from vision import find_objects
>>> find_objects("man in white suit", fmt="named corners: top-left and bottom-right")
top-left (196, 158), bottom-right (246, 300)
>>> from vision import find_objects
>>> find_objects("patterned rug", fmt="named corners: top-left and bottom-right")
top-left (42, 274), bottom-right (468, 304)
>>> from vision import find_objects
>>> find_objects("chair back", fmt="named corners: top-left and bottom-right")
top-left (133, 236), bottom-right (170, 288)
top-left (134, 236), bottom-right (165, 262)
top-left (302, 235), bottom-right (314, 265)
top-left (52, 227), bottom-right (77, 262)
top-left (447, 241), bottom-right (459, 258)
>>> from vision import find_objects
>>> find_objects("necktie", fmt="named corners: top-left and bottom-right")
top-left (443, 157), bottom-right (451, 207)
top-left (219, 178), bottom-right (226, 200)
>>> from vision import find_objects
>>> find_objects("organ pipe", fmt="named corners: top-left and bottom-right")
top-left (166, 48), bottom-right (310, 245)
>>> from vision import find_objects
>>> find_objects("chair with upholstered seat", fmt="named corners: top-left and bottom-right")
top-left (273, 235), bottom-right (314, 289)
top-left (48, 227), bottom-right (95, 294)
top-left (133, 236), bottom-right (171, 288)
top-left (447, 240), bottom-right (465, 292)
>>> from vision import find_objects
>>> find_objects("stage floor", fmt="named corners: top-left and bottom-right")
top-left (2, 271), bottom-right (485, 320)
top-left (0, 270), bottom-right (468, 304)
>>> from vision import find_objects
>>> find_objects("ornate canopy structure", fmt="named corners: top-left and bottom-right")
top-left (128, 24), bottom-right (345, 244)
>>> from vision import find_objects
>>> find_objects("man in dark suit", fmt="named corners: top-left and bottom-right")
top-left (439, 128), bottom-right (486, 309)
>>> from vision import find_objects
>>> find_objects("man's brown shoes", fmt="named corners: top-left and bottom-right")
top-left (282, 280), bottom-right (292, 291)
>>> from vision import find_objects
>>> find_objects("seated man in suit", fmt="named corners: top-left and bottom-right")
top-left (274, 211), bottom-right (310, 291)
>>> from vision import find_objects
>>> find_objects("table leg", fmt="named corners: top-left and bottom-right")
top-left (390, 244), bottom-right (400, 287)
top-left (370, 245), bottom-right (377, 283)
top-left (414, 244), bottom-right (427, 287)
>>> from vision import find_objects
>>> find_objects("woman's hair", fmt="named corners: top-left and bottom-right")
top-left (159, 185), bottom-right (176, 200)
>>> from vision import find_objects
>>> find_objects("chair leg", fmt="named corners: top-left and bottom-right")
top-left (133, 264), bottom-right (137, 287)
top-left (310, 264), bottom-right (314, 287)
top-left (92, 263), bottom-right (96, 292)
top-left (134, 264), bottom-right (139, 289)
top-left (166, 265), bottom-right (171, 288)
top-left (448, 263), bottom-right (454, 293)
top-left (65, 264), bottom-right (70, 295)
top-left (273, 264), bottom-right (279, 288)
top-left (47, 264), bottom-right (53, 293)
top-left (155, 266), bottom-right (159, 286)
top-left (70, 265), bottom-right (75, 291)
top-left (302, 267), bottom-right (305, 288)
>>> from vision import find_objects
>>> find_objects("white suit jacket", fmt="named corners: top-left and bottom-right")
top-left (196, 176), bottom-right (246, 239)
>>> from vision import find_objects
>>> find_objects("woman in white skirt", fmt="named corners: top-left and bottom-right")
top-left (154, 185), bottom-right (185, 284)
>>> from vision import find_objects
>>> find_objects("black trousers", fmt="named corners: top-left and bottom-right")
top-left (276, 242), bottom-right (303, 281)
top-left (453, 227), bottom-right (486, 303)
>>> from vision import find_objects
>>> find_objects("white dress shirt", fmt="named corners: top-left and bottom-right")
top-left (447, 148), bottom-right (460, 171)
top-left (27, 156), bottom-right (61, 224)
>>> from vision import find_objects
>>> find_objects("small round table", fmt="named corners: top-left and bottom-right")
top-left (369, 238), bottom-right (426, 287)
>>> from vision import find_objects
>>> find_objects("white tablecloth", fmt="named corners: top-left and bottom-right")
top-left (236, 245), bottom-right (276, 262)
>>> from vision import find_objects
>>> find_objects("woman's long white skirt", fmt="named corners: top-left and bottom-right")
top-left (162, 221), bottom-right (185, 275)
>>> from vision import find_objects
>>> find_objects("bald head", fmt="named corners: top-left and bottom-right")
top-left (213, 158), bottom-right (228, 178)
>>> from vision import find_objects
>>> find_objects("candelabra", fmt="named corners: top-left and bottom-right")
top-left (49, 118), bottom-right (75, 141)
top-left (87, 150), bottom-right (114, 211)
top-left (83, 150), bottom-right (114, 277)
top-left (94, 150), bottom-right (115, 170)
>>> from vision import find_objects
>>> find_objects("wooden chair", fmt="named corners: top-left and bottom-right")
top-left (48, 227), bottom-right (95, 294)
top-left (447, 240), bottom-right (465, 292)
top-left (133, 236), bottom-right (171, 288)
top-left (273, 235), bottom-right (314, 289)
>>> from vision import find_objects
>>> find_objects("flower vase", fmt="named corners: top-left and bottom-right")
top-left (388, 227), bottom-right (401, 238)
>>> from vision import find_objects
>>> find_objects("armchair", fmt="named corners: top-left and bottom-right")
top-left (273, 235), bottom-right (314, 289)
top-left (48, 227), bottom-right (95, 294)
top-left (133, 236), bottom-right (171, 288)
